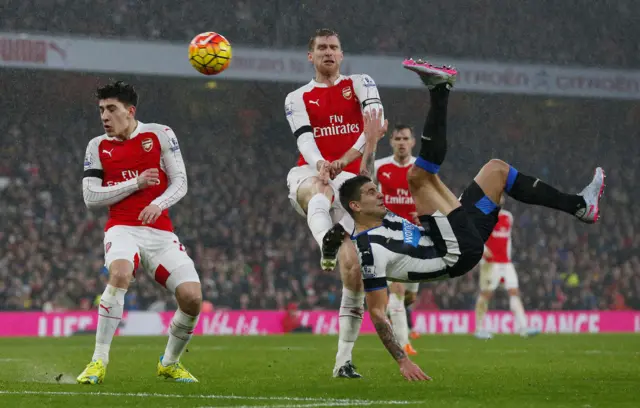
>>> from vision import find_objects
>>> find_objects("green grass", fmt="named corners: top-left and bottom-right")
top-left (0, 334), bottom-right (638, 407)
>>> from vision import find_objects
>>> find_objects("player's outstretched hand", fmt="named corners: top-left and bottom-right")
top-left (399, 358), bottom-right (432, 382)
top-left (137, 168), bottom-right (161, 189)
top-left (138, 204), bottom-right (162, 225)
top-left (363, 109), bottom-right (388, 145)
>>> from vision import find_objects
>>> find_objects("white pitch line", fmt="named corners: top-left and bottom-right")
top-left (0, 391), bottom-right (418, 405)
top-left (201, 402), bottom-right (374, 408)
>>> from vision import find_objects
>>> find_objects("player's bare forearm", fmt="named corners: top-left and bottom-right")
top-left (360, 143), bottom-right (377, 183)
top-left (339, 148), bottom-right (363, 167)
top-left (371, 310), bottom-right (407, 362)
top-left (367, 289), bottom-right (406, 362)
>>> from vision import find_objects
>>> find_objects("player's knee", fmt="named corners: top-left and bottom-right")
top-left (389, 282), bottom-right (404, 296)
top-left (108, 259), bottom-right (134, 287)
top-left (507, 288), bottom-right (519, 297)
top-left (296, 177), bottom-right (334, 211)
top-left (480, 290), bottom-right (494, 300)
top-left (407, 165), bottom-right (436, 190)
top-left (175, 282), bottom-right (203, 316)
top-left (482, 159), bottom-right (510, 181)
top-left (338, 241), bottom-right (363, 292)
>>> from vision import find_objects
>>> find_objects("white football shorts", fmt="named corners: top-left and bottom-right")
top-left (479, 261), bottom-right (519, 291)
top-left (286, 164), bottom-right (355, 234)
top-left (103, 225), bottom-right (199, 293)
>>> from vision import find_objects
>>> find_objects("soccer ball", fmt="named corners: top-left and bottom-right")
top-left (188, 32), bottom-right (232, 75)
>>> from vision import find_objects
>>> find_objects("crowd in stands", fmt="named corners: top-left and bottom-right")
top-left (2, 0), bottom-right (639, 68)
top-left (0, 70), bottom-right (638, 312)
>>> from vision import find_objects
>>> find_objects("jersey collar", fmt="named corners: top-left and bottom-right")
top-left (393, 156), bottom-right (416, 168)
top-left (105, 121), bottom-right (144, 141)
top-left (310, 75), bottom-right (346, 88)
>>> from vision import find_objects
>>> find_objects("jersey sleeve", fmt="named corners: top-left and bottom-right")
top-left (150, 127), bottom-right (188, 210)
top-left (351, 74), bottom-right (385, 152)
top-left (353, 234), bottom-right (389, 292)
top-left (82, 137), bottom-right (139, 208)
top-left (285, 90), bottom-right (324, 168)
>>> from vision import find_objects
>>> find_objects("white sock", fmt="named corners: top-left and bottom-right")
top-left (307, 194), bottom-right (333, 249)
top-left (510, 295), bottom-right (528, 333)
top-left (162, 309), bottom-right (199, 366)
top-left (335, 287), bottom-right (364, 368)
top-left (93, 284), bottom-right (126, 365)
top-left (388, 293), bottom-right (409, 347)
top-left (475, 295), bottom-right (489, 332)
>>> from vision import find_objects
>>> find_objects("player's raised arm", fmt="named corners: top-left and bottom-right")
top-left (285, 91), bottom-right (326, 172)
top-left (150, 127), bottom-right (188, 210)
top-left (82, 137), bottom-right (156, 208)
top-left (360, 109), bottom-right (388, 183)
top-left (351, 74), bottom-right (384, 153)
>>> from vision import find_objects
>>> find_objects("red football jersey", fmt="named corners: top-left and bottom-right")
top-left (285, 74), bottom-right (382, 175)
top-left (374, 155), bottom-right (417, 221)
top-left (83, 122), bottom-right (187, 233)
top-left (484, 209), bottom-right (513, 264)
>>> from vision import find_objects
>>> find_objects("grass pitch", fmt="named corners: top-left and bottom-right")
top-left (0, 334), bottom-right (638, 407)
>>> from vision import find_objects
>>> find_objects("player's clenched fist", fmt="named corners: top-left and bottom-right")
top-left (137, 168), bottom-right (161, 189)
top-left (399, 358), bottom-right (432, 382)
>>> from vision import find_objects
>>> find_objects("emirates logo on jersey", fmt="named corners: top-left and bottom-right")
top-left (141, 138), bottom-right (153, 152)
top-left (342, 86), bottom-right (353, 100)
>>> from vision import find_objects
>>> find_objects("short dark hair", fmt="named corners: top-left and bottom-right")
top-left (95, 81), bottom-right (138, 107)
top-left (339, 175), bottom-right (372, 217)
top-left (308, 28), bottom-right (340, 51)
top-left (392, 124), bottom-right (414, 136)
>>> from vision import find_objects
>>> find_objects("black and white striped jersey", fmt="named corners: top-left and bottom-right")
top-left (352, 212), bottom-right (462, 292)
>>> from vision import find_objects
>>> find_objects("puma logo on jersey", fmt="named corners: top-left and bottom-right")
top-left (382, 172), bottom-right (391, 179)
top-left (102, 149), bottom-right (114, 158)
top-left (309, 99), bottom-right (320, 106)
top-left (99, 304), bottom-right (112, 314)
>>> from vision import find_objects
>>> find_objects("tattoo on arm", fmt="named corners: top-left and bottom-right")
top-left (373, 319), bottom-right (407, 361)
top-left (361, 147), bottom-right (377, 184)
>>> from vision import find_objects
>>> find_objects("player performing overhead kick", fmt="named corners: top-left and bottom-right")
top-left (340, 60), bottom-right (605, 380)
top-left (284, 28), bottom-right (385, 379)
top-left (78, 81), bottom-right (201, 384)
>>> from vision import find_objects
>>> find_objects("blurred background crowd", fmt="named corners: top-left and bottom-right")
top-left (3, 0), bottom-right (639, 67)
top-left (0, 0), bottom-right (638, 312)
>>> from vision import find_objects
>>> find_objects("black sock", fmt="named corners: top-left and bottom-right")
top-left (405, 307), bottom-right (413, 330)
top-left (505, 167), bottom-right (586, 215)
top-left (415, 85), bottom-right (450, 174)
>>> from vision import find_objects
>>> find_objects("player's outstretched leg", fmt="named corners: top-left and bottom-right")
top-left (472, 160), bottom-right (605, 229)
top-left (77, 260), bottom-right (132, 384)
top-left (403, 59), bottom-right (461, 217)
top-left (333, 239), bottom-right (364, 379)
top-left (296, 177), bottom-right (342, 271)
top-left (157, 278), bottom-right (202, 383)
